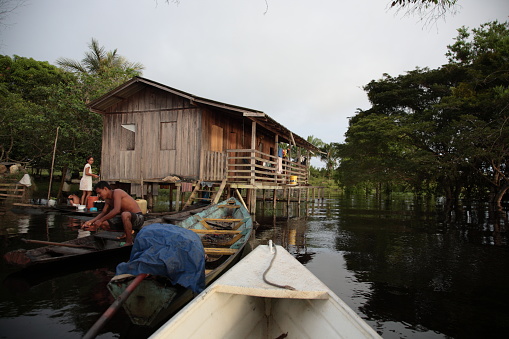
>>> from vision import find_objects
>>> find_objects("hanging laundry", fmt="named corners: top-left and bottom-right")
top-left (181, 182), bottom-right (193, 192)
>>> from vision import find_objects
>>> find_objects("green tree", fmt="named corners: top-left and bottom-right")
top-left (339, 21), bottom-right (509, 207)
top-left (1, 55), bottom-right (70, 163)
top-left (57, 38), bottom-right (144, 101)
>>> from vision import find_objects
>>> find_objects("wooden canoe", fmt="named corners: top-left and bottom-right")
top-left (149, 243), bottom-right (382, 339)
top-left (3, 202), bottom-right (211, 270)
top-left (3, 231), bottom-right (133, 269)
top-left (107, 197), bottom-right (254, 327)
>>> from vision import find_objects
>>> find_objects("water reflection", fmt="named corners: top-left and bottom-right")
top-left (0, 195), bottom-right (508, 338)
top-left (255, 195), bottom-right (509, 339)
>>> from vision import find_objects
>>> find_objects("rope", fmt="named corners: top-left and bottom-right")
top-left (262, 243), bottom-right (295, 290)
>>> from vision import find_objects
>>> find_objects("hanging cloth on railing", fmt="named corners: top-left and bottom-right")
top-left (277, 157), bottom-right (283, 174)
top-left (181, 182), bottom-right (193, 192)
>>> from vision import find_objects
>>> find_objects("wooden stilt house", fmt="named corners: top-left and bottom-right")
top-left (88, 77), bottom-right (320, 211)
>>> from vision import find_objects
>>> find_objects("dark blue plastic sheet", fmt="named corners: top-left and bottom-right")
top-left (115, 223), bottom-right (206, 293)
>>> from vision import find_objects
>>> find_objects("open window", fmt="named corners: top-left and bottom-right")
top-left (121, 124), bottom-right (136, 150)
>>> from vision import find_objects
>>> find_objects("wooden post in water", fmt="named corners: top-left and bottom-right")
top-left (175, 184), bottom-right (181, 211)
top-left (47, 126), bottom-right (59, 203)
top-left (169, 185), bottom-right (174, 211)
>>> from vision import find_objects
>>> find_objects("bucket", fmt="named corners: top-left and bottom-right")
top-left (87, 196), bottom-right (99, 209)
top-left (47, 199), bottom-right (56, 207)
top-left (94, 200), bottom-right (105, 211)
top-left (136, 199), bottom-right (147, 214)
top-left (289, 175), bottom-right (298, 185)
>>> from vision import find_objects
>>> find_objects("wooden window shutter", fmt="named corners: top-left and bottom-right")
top-left (160, 122), bottom-right (177, 150)
top-left (211, 125), bottom-right (223, 152)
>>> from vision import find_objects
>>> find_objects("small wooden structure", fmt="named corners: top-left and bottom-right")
top-left (0, 179), bottom-right (27, 203)
top-left (88, 77), bottom-right (322, 212)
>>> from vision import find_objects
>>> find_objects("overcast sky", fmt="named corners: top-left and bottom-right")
top-left (1, 0), bottom-right (508, 148)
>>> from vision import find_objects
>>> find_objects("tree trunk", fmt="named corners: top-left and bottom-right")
top-left (492, 183), bottom-right (509, 210)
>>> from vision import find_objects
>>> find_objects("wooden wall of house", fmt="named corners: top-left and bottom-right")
top-left (101, 87), bottom-right (202, 181)
top-left (201, 109), bottom-right (277, 153)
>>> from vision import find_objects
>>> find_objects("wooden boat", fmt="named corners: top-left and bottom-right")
top-left (52, 204), bottom-right (100, 216)
top-left (150, 242), bottom-right (382, 339)
top-left (3, 202), bottom-right (213, 271)
top-left (107, 197), bottom-right (253, 327)
top-left (3, 231), bottom-right (133, 270)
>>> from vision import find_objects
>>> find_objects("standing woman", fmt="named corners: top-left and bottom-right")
top-left (80, 156), bottom-right (100, 205)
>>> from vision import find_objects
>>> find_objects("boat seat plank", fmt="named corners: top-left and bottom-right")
top-left (212, 245), bottom-right (330, 300)
top-left (203, 218), bottom-right (242, 222)
top-left (204, 248), bottom-right (238, 255)
top-left (217, 205), bottom-right (240, 209)
top-left (192, 229), bottom-right (240, 234)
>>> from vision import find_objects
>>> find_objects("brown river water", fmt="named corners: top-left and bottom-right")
top-left (0, 195), bottom-right (508, 338)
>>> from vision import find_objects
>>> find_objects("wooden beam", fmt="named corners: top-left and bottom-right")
top-left (192, 229), bottom-right (240, 234)
top-left (204, 248), bottom-right (238, 255)
top-left (203, 218), bottom-right (242, 222)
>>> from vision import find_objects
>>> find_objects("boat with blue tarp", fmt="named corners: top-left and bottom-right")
top-left (106, 197), bottom-right (253, 327)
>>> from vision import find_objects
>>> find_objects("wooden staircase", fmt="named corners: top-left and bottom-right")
top-left (182, 179), bottom-right (227, 209)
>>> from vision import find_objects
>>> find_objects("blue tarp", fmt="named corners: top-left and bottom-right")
top-left (115, 223), bottom-right (206, 293)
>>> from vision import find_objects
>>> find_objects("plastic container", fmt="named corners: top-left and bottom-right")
top-left (89, 207), bottom-right (98, 212)
top-left (87, 196), bottom-right (99, 209)
top-left (77, 205), bottom-right (86, 211)
top-left (94, 200), bottom-right (105, 211)
top-left (289, 175), bottom-right (298, 185)
top-left (136, 199), bottom-right (147, 214)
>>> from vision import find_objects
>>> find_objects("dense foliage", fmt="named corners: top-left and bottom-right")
top-left (0, 39), bottom-right (143, 175)
top-left (336, 21), bottom-right (509, 206)
top-left (0, 55), bottom-right (98, 170)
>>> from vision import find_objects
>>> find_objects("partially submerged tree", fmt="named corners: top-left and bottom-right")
top-left (339, 21), bottom-right (509, 207)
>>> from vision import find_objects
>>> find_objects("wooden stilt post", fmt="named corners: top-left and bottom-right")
top-left (175, 185), bottom-right (181, 211)
top-left (234, 188), bottom-right (248, 211)
top-left (169, 185), bottom-right (174, 211)
top-left (252, 188), bottom-right (257, 214)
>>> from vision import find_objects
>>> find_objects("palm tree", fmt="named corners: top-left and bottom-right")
top-left (57, 38), bottom-right (144, 76)
top-left (57, 38), bottom-right (144, 101)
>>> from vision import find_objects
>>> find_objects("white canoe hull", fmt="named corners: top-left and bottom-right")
top-left (150, 244), bottom-right (381, 339)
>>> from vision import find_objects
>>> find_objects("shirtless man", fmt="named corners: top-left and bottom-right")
top-left (82, 181), bottom-right (144, 245)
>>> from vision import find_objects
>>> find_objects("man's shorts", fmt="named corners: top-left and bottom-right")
top-left (108, 212), bottom-right (145, 231)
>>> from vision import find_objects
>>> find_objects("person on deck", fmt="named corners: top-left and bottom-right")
top-left (79, 156), bottom-right (100, 205)
top-left (82, 181), bottom-right (144, 246)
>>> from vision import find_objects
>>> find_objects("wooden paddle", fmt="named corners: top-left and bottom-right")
top-left (83, 273), bottom-right (149, 339)
top-left (21, 238), bottom-right (96, 249)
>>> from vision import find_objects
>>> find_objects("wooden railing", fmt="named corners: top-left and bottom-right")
top-left (0, 180), bottom-right (27, 202)
top-left (225, 149), bottom-right (308, 185)
top-left (200, 151), bottom-right (227, 181)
